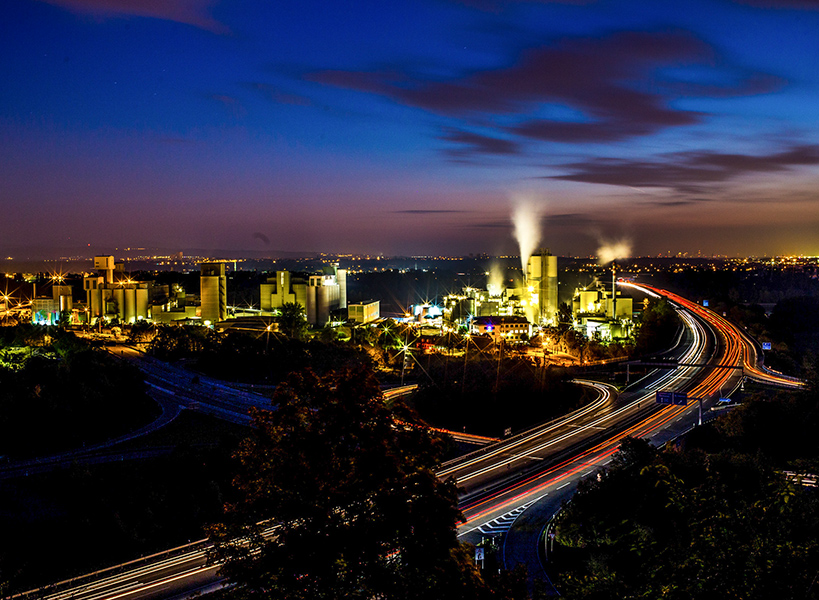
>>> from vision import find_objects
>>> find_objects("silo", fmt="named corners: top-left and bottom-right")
top-left (59, 294), bottom-right (72, 313)
top-left (316, 286), bottom-right (338, 324)
top-left (544, 253), bottom-right (558, 323)
top-left (124, 288), bottom-right (136, 322)
top-left (305, 286), bottom-right (317, 325)
top-left (113, 288), bottom-right (125, 320)
top-left (338, 268), bottom-right (347, 309)
top-left (136, 286), bottom-right (149, 320)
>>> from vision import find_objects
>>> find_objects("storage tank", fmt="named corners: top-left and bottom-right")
top-left (136, 287), bottom-right (149, 320)
top-left (124, 288), bottom-right (135, 322)
top-left (113, 288), bottom-right (125, 320)
top-left (305, 287), bottom-right (317, 325)
top-left (544, 253), bottom-right (558, 322)
top-left (338, 269), bottom-right (347, 309)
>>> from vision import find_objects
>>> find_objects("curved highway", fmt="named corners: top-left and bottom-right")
top-left (14, 284), bottom-right (803, 599)
top-left (479, 282), bottom-right (804, 585)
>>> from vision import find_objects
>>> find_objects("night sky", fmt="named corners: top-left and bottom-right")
top-left (2, 0), bottom-right (819, 258)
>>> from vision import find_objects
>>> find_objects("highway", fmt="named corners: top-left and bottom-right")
top-left (457, 282), bottom-right (804, 585)
top-left (13, 284), bottom-right (803, 599)
top-left (454, 287), bottom-right (712, 544)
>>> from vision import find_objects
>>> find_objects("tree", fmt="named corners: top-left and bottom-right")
top-left (127, 320), bottom-right (155, 344)
top-left (277, 302), bottom-right (308, 340)
top-left (557, 301), bottom-right (573, 333)
top-left (553, 437), bottom-right (819, 600)
top-left (633, 297), bottom-right (679, 356)
top-left (208, 366), bottom-right (484, 599)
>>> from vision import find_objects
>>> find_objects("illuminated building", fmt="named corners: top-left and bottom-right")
top-left (83, 255), bottom-right (151, 323)
top-left (525, 249), bottom-right (558, 325)
top-left (348, 300), bottom-right (380, 324)
top-left (471, 315), bottom-right (531, 344)
top-left (31, 284), bottom-right (73, 325)
top-left (572, 280), bottom-right (633, 340)
top-left (200, 262), bottom-right (227, 325)
top-left (443, 252), bottom-right (558, 330)
top-left (260, 264), bottom-right (347, 325)
top-left (151, 283), bottom-right (198, 323)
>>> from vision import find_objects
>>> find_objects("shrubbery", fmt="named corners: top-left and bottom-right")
top-left (0, 327), bottom-right (158, 457)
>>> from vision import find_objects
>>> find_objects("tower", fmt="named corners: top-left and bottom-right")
top-left (526, 249), bottom-right (558, 325)
top-left (200, 262), bottom-right (227, 324)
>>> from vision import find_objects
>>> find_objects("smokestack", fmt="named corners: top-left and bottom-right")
top-left (611, 261), bottom-right (617, 322)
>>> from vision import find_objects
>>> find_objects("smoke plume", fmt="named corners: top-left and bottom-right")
top-left (511, 197), bottom-right (543, 280)
top-left (597, 239), bottom-right (632, 264)
top-left (487, 262), bottom-right (504, 296)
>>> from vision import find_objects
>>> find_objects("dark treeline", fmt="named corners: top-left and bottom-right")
top-left (646, 265), bottom-right (819, 306)
top-left (627, 265), bottom-right (819, 376)
top-left (722, 296), bottom-right (819, 376)
top-left (632, 297), bottom-right (680, 356)
top-left (0, 326), bottom-right (158, 458)
top-left (411, 354), bottom-right (587, 437)
top-left (550, 376), bottom-right (819, 599)
top-left (207, 366), bottom-right (534, 600)
top-left (147, 325), bottom-right (373, 383)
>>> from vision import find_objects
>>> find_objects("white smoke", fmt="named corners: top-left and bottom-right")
top-left (597, 239), bottom-right (632, 265)
top-left (511, 197), bottom-right (543, 280)
top-left (487, 262), bottom-right (504, 296)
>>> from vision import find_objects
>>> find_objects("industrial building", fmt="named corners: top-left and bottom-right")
top-left (31, 284), bottom-right (73, 325)
top-left (260, 264), bottom-right (347, 325)
top-left (151, 283), bottom-right (198, 323)
top-left (83, 256), bottom-right (151, 324)
top-left (471, 315), bottom-right (531, 344)
top-left (200, 262), bottom-right (227, 325)
top-left (571, 272), bottom-right (634, 340)
top-left (525, 249), bottom-right (559, 325)
top-left (348, 300), bottom-right (380, 324)
top-left (442, 250), bottom-right (558, 337)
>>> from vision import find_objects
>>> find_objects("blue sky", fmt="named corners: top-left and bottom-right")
top-left (2, 0), bottom-right (819, 257)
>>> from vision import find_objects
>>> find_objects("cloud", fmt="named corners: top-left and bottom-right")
top-left (551, 144), bottom-right (819, 194)
top-left (308, 30), bottom-right (783, 147)
top-left (393, 209), bottom-right (470, 214)
top-left (439, 128), bottom-right (521, 156)
top-left (450, 0), bottom-right (596, 12)
top-left (732, 0), bottom-right (819, 9)
top-left (465, 219), bottom-right (512, 228)
top-left (546, 212), bottom-right (598, 226)
top-left (253, 232), bottom-right (270, 245)
top-left (38, 0), bottom-right (229, 34)
top-left (246, 82), bottom-right (312, 106)
top-left (207, 93), bottom-right (246, 117)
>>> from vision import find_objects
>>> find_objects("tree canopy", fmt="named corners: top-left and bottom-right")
top-left (552, 437), bottom-right (819, 600)
top-left (277, 301), bottom-right (308, 340)
top-left (208, 365), bottom-right (485, 599)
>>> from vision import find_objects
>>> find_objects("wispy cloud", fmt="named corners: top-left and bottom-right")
top-left (449, 0), bottom-right (597, 12)
top-left (732, 0), bottom-right (819, 10)
top-left (393, 209), bottom-right (470, 214)
top-left (551, 144), bottom-right (819, 194)
top-left (308, 29), bottom-right (783, 153)
top-left (207, 93), bottom-right (246, 118)
top-left (439, 127), bottom-right (521, 157)
top-left (37, 0), bottom-right (229, 34)
top-left (245, 82), bottom-right (312, 106)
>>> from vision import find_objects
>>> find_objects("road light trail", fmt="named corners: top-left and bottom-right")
top-left (16, 284), bottom-right (803, 600)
